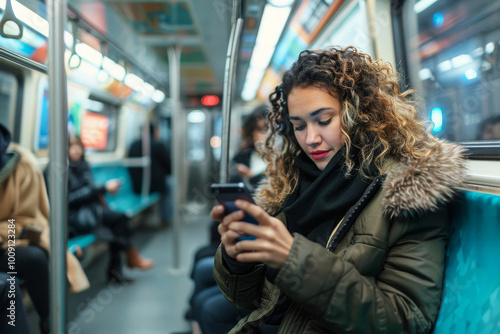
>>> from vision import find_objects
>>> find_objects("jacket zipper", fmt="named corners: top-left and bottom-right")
top-left (326, 217), bottom-right (344, 247)
top-left (326, 175), bottom-right (386, 252)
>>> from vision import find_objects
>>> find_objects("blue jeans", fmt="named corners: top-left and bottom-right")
top-left (191, 256), bottom-right (251, 334)
top-left (193, 285), bottom-right (251, 334)
top-left (0, 272), bottom-right (31, 333)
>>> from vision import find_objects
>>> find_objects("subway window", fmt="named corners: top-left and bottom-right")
top-left (0, 71), bottom-right (18, 132)
top-left (78, 98), bottom-right (118, 152)
top-left (400, 0), bottom-right (500, 148)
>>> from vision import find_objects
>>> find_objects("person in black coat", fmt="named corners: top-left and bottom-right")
top-left (128, 123), bottom-right (171, 194)
top-left (128, 123), bottom-right (171, 225)
top-left (45, 136), bottom-right (154, 284)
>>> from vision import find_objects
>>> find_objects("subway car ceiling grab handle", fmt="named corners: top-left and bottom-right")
top-left (0, 0), bottom-right (24, 39)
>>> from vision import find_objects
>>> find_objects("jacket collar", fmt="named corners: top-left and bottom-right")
top-left (257, 140), bottom-right (466, 220)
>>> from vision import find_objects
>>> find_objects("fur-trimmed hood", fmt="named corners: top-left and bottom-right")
top-left (381, 140), bottom-right (466, 219)
top-left (256, 140), bottom-right (467, 220)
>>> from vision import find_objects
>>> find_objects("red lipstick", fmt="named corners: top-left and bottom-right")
top-left (310, 150), bottom-right (330, 160)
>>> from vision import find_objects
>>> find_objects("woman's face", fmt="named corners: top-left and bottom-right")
top-left (287, 86), bottom-right (343, 170)
top-left (252, 118), bottom-right (268, 145)
top-left (68, 138), bottom-right (83, 162)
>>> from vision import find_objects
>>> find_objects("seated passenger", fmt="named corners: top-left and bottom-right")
top-left (45, 135), bottom-right (154, 284)
top-left (0, 122), bottom-right (89, 334)
top-left (0, 272), bottom-right (30, 334)
top-left (180, 106), bottom-right (270, 334)
top-left (477, 114), bottom-right (500, 140)
top-left (230, 105), bottom-right (269, 191)
top-left (212, 47), bottom-right (467, 333)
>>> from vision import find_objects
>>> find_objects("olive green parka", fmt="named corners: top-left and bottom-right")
top-left (213, 140), bottom-right (466, 334)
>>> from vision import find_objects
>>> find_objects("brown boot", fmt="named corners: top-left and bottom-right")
top-left (126, 247), bottom-right (155, 270)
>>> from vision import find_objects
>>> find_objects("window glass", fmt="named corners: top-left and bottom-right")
top-left (0, 71), bottom-right (18, 132)
top-left (299, 0), bottom-right (330, 33)
top-left (312, 0), bottom-right (372, 56)
top-left (34, 81), bottom-right (118, 152)
top-left (78, 99), bottom-right (118, 152)
top-left (187, 110), bottom-right (206, 162)
top-left (212, 114), bottom-right (222, 161)
top-left (402, 0), bottom-right (500, 142)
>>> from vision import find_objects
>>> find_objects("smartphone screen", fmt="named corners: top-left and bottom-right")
top-left (211, 182), bottom-right (258, 241)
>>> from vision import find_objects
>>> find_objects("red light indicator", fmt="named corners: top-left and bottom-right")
top-left (201, 95), bottom-right (219, 106)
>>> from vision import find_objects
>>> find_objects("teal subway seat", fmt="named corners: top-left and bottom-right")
top-left (67, 234), bottom-right (96, 255)
top-left (90, 164), bottom-right (160, 217)
top-left (433, 191), bottom-right (500, 333)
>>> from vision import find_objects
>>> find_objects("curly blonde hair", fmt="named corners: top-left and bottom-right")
top-left (258, 46), bottom-right (438, 209)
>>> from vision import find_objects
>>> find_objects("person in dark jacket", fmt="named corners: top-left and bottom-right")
top-left (177, 106), bottom-right (270, 334)
top-left (47, 135), bottom-right (154, 284)
top-left (128, 123), bottom-right (171, 225)
top-left (230, 105), bottom-right (269, 191)
top-left (211, 47), bottom-right (467, 334)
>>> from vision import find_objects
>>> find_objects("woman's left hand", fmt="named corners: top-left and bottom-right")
top-left (229, 200), bottom-right (294, 269)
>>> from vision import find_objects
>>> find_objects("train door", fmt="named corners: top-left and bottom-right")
top-left (185, 108), bottom-right (213, 216)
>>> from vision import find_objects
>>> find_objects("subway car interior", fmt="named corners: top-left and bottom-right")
top-left (0, 0), bottom-right (499, 333)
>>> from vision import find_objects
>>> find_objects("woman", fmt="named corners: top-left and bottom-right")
top-left (0, 122), bottom-right (89, 334)
top-left (211, 47), bottom-right (466, 333)
top-left (63, 135), bottom-right (154, 283)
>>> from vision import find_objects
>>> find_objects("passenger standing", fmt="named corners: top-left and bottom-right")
top-left (212, 47), bottom-right (467, 333)
top-left (128, 123), bottom-right (172, 227)
top-left (0, 122), bottom-right (89, 334)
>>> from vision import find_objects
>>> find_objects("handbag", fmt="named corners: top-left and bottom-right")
top-left (68, 201), bottom-right (102, 234)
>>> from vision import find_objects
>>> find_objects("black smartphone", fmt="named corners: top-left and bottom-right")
top-left (211, 182), bottom-right (258, 241)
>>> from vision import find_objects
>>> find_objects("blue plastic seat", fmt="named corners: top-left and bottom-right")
top-left (433, 191), bottom-right (500, 333)
top-left (91, 164), bottom-right (160, 217)
top-left (67, 234), bottom-right (96, 254)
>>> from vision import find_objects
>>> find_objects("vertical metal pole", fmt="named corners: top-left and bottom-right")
top-left (168, 46), bottom-right (182, 270)
top-left (365, 0), bottom-right (379, 60)
top-left (220, 18), bottom-right (244, 183)
top-left (48, 0), bottom-right (68, 331)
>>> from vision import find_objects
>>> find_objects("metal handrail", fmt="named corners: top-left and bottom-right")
top-left (220, 16), bottom-right (244, 183)
top-left (0, 46), bottom-right (48, 73)
top-left (47, 0), bottom-right (68, 331)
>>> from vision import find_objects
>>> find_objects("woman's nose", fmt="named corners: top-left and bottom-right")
top-left (305, 127), bottom-right (321, 146)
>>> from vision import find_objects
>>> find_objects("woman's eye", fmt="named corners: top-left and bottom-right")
top-left (319, 118), bottom-right (332, 126)
top-left (294, 124), bottom-right (305, 131)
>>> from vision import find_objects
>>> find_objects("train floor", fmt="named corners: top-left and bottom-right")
top-left (26, 211), bottom-right (211, 334)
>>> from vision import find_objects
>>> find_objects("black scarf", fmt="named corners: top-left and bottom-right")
top-left (282, 146), bottom-right (374, 246)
